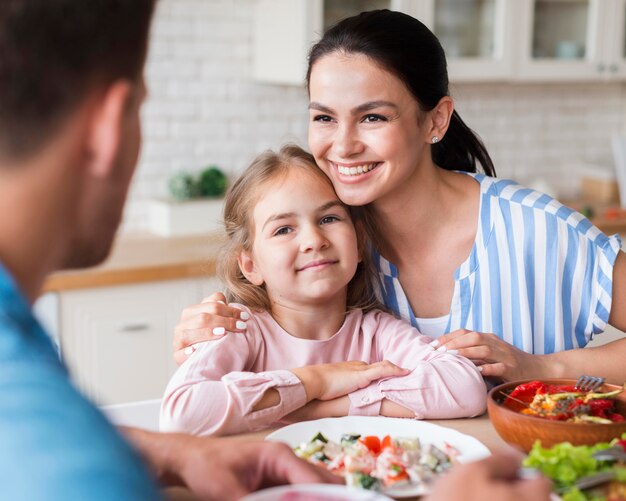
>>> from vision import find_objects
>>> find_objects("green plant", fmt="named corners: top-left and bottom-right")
top-left (167, 166), bottom-right (228, 201)
top-left (197, 166), bottom-right (228, 198)
top-left (168, 172), bottom-right (197, 201)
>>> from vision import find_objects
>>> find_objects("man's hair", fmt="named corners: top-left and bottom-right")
top-left (0, 0), bottom-right (156, 159)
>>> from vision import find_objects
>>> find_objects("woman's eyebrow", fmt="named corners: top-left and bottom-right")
top-left (309, 101), bottom-right (398, 115)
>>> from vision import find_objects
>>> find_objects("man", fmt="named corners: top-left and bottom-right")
top-left (0, 1), bottom-right (337, 499)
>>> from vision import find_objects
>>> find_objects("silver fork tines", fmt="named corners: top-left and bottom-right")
top-left (575, 375), bottom-right (606, 392)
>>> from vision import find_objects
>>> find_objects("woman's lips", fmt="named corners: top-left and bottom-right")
top-left (331, 161), bottom-right (381, 179)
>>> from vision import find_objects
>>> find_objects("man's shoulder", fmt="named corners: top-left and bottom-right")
top-left (0, 331), bottom-right (160, 500)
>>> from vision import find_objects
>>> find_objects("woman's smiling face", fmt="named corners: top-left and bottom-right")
top-left (307, 52), bottom-right (431, 207)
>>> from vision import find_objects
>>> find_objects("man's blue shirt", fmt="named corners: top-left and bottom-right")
top-left (0, 262), bottom-right (161, 499)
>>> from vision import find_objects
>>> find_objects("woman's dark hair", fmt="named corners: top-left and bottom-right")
top-left (306, 9), bottom-right (495, 177)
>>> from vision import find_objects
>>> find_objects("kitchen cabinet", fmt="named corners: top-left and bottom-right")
top-left (514, 0), bottom-right (617, 81)
top-left (253, 0), bottom-right (422, 85)
top-left (58, 277), bottom-right (221, 406)
top-left (253, 0), bottom-right (626, 83)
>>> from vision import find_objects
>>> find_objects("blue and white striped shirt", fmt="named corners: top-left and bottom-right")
top-left (373, 173), bottom-right (622, 355)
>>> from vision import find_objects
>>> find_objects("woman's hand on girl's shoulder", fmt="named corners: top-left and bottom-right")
top-left (432, 329), bottom-right (539, 381)
top-left (173, 292), bottom-right (250, 365)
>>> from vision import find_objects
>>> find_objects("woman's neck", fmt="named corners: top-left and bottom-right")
top-left (268, 291), bottom-right (349, 341)
top-left (372, 166), bottom-right (474, 264)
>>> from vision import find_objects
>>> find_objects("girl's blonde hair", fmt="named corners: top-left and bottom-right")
top-left (217, 144), bottom-right (382, 314)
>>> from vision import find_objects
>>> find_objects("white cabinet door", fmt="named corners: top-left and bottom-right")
top-left (418, 0), bottom-right (515, 82)
top-left (253, 0), bottom-right (420, 85)
top-left (604, 0), bottom-right (626, 78)
top-left (515, 0), bottom-right (610, 81)
top-left (59, 279), bottom-right (206, 405)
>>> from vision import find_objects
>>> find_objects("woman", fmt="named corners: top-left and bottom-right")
top-left (173, 10), bottom-right (626, 383)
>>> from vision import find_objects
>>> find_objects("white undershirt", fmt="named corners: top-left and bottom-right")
top-left (414, 315), bottom-right (450, 338)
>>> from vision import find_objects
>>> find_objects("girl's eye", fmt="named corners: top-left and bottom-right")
top-left (362, 114), bottom-right (387, 123)
top-left (312, 114), bottom-right (333, 123)
top-left (320, 215), bottom-right (340, 225)
top-left (273, 226), bottom-right (293, 236)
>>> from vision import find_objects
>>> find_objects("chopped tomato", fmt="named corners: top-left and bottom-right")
top-left (358, 436), bottom-right (381, 455)
top-left (381, 435), bottom-right (393, 451)
top-left (385, 464), bottom-right (409, 486)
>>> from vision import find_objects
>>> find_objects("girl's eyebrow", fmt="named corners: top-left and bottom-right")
top-left (309, 100), bottom-right (398, 115)
top-left (261, 200), bottom-right (346, 231)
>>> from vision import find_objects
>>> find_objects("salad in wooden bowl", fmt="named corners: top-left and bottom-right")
top-left (487, 379), bottom-right (626, 452)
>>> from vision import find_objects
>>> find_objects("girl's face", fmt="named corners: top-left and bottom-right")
top-left (239, 168), bottom-right (360, 309)
top-left (308, 52), bottom-right (430, 207)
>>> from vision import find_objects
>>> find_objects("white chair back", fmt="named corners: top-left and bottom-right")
top-left (101, 398), bottom-right (161, 432)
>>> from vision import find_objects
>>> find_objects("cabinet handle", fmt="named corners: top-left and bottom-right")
top-left (597, 63), bottom-right (606, 73)
top-left (119, 323), bottom-right (151, 332)
top-left (610, 64), bottom-right (619, 73)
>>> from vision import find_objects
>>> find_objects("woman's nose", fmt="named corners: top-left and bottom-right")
top-left (333, 123), bottom-right (364, 158)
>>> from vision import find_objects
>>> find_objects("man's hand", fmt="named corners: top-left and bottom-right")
top-left (424, 450), bottom-right (552, 501)
top-left (123, 428), bottom-right (341, 501)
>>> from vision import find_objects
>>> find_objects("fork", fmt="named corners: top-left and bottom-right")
top-left (575, 375), bottom-right (606, 392)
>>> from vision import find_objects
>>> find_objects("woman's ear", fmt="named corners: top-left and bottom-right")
top-left (238, 250), bottom-right (264, 286)
top-left (427, 95), bottom-right (454, 143)
top-left (85, 80), bottom-right (133, 179)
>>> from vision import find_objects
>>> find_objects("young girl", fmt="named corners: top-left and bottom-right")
top-left (160, 145), bottom-right (486, 437)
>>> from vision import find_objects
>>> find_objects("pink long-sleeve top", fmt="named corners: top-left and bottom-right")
top-left (160, 306), bottom-right (487, 436)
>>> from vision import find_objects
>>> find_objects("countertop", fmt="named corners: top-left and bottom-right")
top-left (43, 233), bottom-right (224, 292)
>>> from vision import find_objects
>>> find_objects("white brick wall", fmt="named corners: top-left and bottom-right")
top-left (121, 0), bottom-right (626, 233)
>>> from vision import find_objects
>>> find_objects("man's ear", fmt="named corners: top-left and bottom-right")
top-left (238, 250), bottom-right (264, 286)
top-left (85, 80), bottom-right (133, 179)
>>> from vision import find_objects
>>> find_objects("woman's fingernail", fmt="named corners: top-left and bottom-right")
top-left (184, 346), bottom-right (196, 356)
top-left (447, 349), bottom-right (459, 355)
top-left (212, 327), bottom-right (226, 336)
top-left (429, 340), bottom-right (440, 348)
top-left (436, 345), bottom-right (447, 352)
top-left (217, 300), bottom-right (226, 305)
top-left (236, 320), bottom-right (247, 330)
top-left (477, 366), bottom-right (484, 372)
top-left (239, 311), bottom-right (250, 320)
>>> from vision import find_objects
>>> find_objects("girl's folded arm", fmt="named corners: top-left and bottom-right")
top-left (159, 330), bottom-right (307, 437)
top-left (350, 312), bottom-right (487, 419)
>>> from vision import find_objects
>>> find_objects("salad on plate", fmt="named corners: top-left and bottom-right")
top-left (294, 431), bottom-right (459, 492)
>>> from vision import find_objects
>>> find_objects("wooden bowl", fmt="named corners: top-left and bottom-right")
top-left (487, 379), bottom-right (626, 452)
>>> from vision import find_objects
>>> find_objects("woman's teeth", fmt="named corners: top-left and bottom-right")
top-left (336, 163), bottom-right (378, 176)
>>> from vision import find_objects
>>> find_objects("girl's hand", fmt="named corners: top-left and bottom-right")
top-left (291, 361), bottom-right (409, 401)
top-left (432, 329), bottom-right (543, 381)
top-left (173, 292), bottom-right (249, 365)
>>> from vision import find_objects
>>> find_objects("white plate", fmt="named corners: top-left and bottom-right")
top-left (266, 416), bottom-right (491, 498)
top-left (241, 484), bottom-right (394, 501)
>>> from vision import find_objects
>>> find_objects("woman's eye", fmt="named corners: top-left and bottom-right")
top-left (312, 114), bottom-right (333, 123)
top-left (362, 114), bottom-right (387, 123)
top-left (320, 215), bottom-right (340, 225)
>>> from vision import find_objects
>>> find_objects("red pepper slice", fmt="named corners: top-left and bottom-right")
top-left (358, 436), bottom-right (381, 455)
top-left (504, 381), bottom-right (546, 411)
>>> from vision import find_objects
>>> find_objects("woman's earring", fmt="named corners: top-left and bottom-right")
top-left (431, 136), bottom-right (440, 144)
